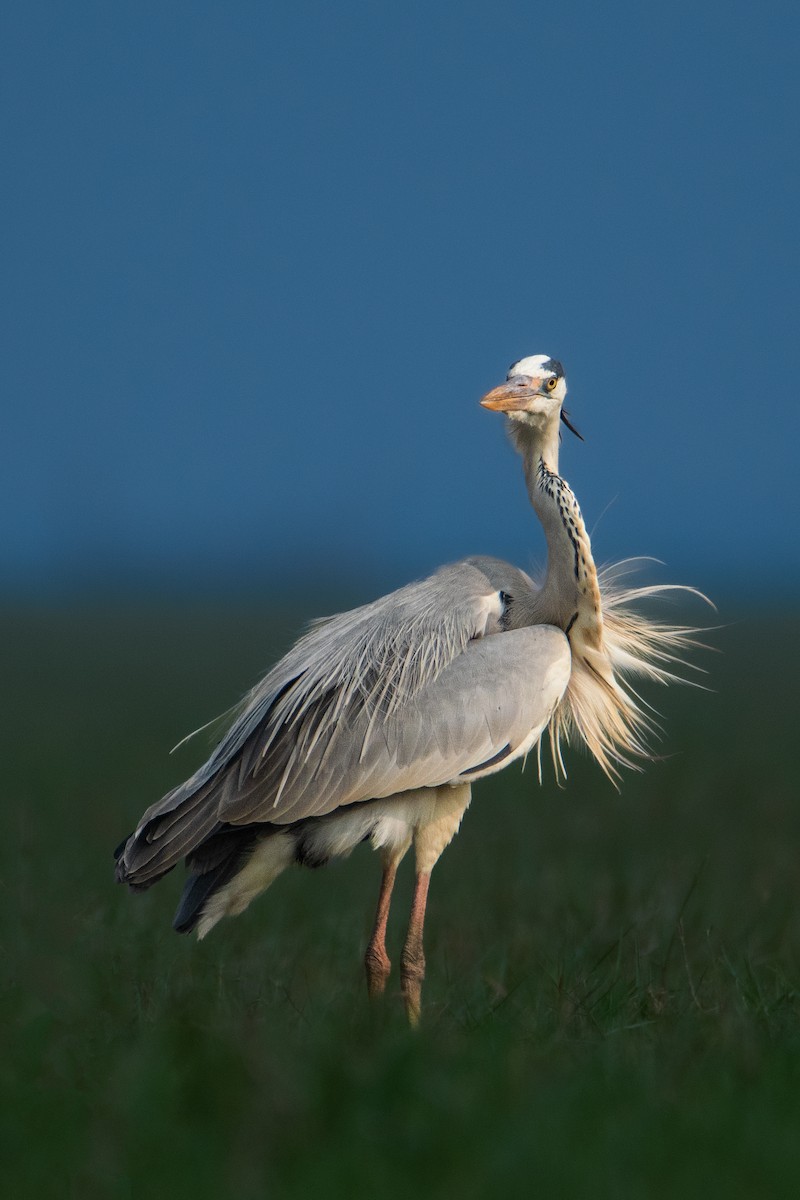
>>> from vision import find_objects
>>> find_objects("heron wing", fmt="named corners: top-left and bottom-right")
top-left (118, 559), bottom-right (553, 882)
top-left (220, 623), bottom-right (571, 824)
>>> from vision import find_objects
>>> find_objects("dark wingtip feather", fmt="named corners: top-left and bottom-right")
top-left (173, 870), bottom-right (226, 934)
top-left (172, 827), bottom-right (263, 934)
top-left (113, 833), bottom-right (132, 861)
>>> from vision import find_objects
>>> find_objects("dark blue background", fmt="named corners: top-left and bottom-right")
top-left (3, 1), bottom-right (797, 599)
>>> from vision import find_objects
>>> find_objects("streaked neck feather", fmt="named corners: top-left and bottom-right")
top-left (512, 423), bottom-right (708, 782)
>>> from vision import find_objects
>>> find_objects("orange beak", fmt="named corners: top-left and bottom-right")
top-left (479, 380), bottom-right (540, 412)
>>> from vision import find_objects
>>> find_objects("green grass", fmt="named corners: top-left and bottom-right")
top-left (2, 597), bottom-right (799, 1197)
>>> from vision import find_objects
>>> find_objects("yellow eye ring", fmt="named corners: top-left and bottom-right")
top-left (546, 377), bottom-right (558, 391)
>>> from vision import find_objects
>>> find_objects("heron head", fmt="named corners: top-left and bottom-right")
top-left (480, 355), bottom-right (582, 439)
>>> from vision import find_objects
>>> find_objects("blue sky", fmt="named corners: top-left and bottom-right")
top-left (2, 1), bottom-right (798, 600)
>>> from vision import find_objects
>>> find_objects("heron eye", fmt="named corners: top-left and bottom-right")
top-left (546, 377), bottom-right (558, 391)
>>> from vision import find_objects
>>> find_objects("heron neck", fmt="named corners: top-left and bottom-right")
top-left (514, 423), bottom-right (605, 648)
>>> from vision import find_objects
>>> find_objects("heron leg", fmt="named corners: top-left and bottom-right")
top-left (401, 783), bottom-right (472, 1026)
top-left (400, 870), bottom-right (431, 1026)
top-left (364, 853), bottom-right (401, 999)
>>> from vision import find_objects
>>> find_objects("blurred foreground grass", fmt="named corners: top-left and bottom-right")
top-left (2, 595), bottom-right (799, 1198)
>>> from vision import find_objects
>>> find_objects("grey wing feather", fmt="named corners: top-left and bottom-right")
top-left (220, 624), bottom-right (571, 825)
top-left (117, 559), bottom-right (561, 885)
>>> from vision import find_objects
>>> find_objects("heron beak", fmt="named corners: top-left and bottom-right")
top-left (480, 381), bottom-right (539, 412)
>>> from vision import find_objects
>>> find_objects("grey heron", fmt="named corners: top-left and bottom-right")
top-left (115, 354), bottom-right (699, 1023)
